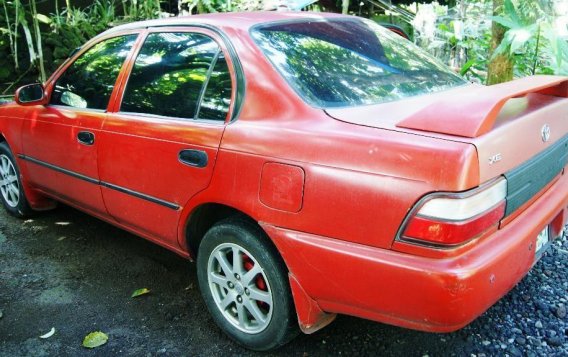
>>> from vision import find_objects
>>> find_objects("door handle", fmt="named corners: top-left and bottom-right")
top-left (77, 131), bottom-right (95, 145)
top-left (179, 149), bottom-right (208, 168)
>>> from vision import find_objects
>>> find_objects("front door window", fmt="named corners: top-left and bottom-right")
top-left (50, 35), bottom-right (138, 110)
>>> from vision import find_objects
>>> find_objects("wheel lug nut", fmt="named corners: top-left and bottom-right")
top-left (237, 295), bottom-right (242, 303)
top-left (234, 273), bottom-right (240, 280)
top-left (245, 288), bottom-right (250, 296)
top-left (228, 282), bottom-right (234, 289)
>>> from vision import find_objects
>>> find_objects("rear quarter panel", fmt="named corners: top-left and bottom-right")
top-left (185, 115), bottom-right (479, 250)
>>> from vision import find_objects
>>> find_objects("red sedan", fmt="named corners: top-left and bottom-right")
top-left (0, 11), bottom-right (567, 351)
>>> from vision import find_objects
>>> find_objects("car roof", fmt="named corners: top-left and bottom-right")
top-left (101, 11), bottom-right (348, 36)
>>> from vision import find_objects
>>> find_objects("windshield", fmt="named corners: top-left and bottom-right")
top-left (251, 18), bottom-right (466, 108)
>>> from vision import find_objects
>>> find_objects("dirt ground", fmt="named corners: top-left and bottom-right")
top-left (0, 204), bottom-right (567, 356)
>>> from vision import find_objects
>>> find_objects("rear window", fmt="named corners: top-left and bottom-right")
top-left (251, 18), bottom-right (466, 108)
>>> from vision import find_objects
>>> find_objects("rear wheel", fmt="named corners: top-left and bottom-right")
top-left (197, 218), bottom-right (298, 351)
top-left (0, 142), bottom-right (33, 218)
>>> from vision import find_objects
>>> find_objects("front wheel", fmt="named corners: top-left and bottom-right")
top-left (197, 218), bottom-right (298, 351)
top-left (0, 142), bottom-right (33, 218)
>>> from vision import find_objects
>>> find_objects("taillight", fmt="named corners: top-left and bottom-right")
top-left (400, 178), bottom-right (507, 246)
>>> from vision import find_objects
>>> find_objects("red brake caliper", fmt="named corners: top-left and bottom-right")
top-left (242, 254), bottom-right (268, 310)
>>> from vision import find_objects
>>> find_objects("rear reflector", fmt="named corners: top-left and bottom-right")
top-left (401, 178), bottom-right (507, 246)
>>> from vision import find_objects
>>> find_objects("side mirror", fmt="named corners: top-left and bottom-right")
top-left (15, 83), bottom-right (47, 106)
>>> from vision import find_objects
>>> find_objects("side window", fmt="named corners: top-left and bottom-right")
top-left (121, 32), bottom-right (232, 120)
top-left (197, 53), bottom-right (232, 121)
top-left (50, 35), bottom-right (137, 110)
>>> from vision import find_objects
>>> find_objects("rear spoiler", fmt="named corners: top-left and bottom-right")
top-left (396, 75), bottom-right (568, 138)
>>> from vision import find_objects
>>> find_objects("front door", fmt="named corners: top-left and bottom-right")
top-left (21, 33), bottom-right (139, 215)
top-left (99, 29), bottom-right (235, 247)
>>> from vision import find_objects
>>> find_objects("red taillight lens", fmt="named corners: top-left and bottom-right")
top-left (401, 178), bottom-right (507, 246)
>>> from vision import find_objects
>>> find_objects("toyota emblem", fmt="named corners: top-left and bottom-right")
top-left (541, 124), bottom-right (551, 142)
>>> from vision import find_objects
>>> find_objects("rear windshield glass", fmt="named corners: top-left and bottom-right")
top-left (251, 18), bottom-right (466, 108)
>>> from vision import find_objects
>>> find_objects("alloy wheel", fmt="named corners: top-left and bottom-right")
top-left (207, 242), bottom-right (273, 334)
top-left (0, 154), bottom-right (20, 208)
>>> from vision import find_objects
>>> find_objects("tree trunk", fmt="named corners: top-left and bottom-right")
top-left (30, 0), bottom-right (46, 82)
top-left (342, 0), bottom-right (349, 14)
top-left (486, 0), bottom-right (514, 85)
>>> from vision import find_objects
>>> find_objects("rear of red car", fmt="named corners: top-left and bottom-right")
top-left (248, 16), bottom-right (568, 332)
top-left (261, 88), bottom-right (568, 332)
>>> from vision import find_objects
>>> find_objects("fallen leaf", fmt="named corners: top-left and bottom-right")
top-left (57, 236), bottom-right (67, 241)
top-left (82, 331), bottom-right (108, 349)
top-left (55, 222), bottom-right (71, 226)
top-left (131, 288), bottom-right (150, 298)
top-left (39, 327), bottom-right (55, 339)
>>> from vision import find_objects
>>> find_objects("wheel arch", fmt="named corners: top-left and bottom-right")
top-left (184, 202), bottom-right (279, 261)
top-left (0, 133), bottom-right (18, 156)
top-left (0, 132), bottom-right (56, 212)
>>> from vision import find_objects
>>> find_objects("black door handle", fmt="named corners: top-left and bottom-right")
top-left (179, 149), bottom-right (208, 168)
top-left (77, 131), bottom-right (95, 145)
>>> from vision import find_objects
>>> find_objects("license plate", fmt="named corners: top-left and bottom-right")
top-left (536, 226), bottom-right (549, 254)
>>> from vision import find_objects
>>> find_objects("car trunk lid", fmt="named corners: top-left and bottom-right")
top-left (325, 75), bottom-right (568, 180)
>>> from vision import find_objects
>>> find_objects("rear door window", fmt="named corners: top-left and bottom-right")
top-left (197, 53), bottom-right (232, 121)
top-left (50, 35), bottom-right (138, 110)
top-left (251, 19), bottom-right (466, 108)
top-left (121, 32), bottom-right (232, 121)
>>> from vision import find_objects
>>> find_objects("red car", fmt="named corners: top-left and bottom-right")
top-left (1, 11), bottom-right (567, 351)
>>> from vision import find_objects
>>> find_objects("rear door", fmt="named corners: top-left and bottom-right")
top-left (21, 33), bottom-right (139, 214)
top-left (99, 28), bottom-right (235, 246)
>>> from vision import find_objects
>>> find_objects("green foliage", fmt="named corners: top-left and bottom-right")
top-left (180, 0), bottom-right (264, 13)
top-left (0, 0), bottom-right (268, 93)
top-left (489, 0), bottom-right (567, 76)
top-left (120, 0), bottom-right (162, 21)
top-left (0, 0), bottom-right (565, 94)
top-left (427, 0), bottom-right (567, 83)
top-left (0, 0), bottom-right (164, 94)
top-left (433, 9), bottom-right (492, 82)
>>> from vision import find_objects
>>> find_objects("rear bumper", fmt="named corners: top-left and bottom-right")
top-left (262, 171), bottom-right (568, 332)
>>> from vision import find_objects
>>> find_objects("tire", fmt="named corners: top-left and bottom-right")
top-left (197, 218), bottom-right (299, 351)
top-left (0, 142), bottom-right (33, 218)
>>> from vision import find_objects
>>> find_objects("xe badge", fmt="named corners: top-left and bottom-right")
top-left (489, 153), bottom-right (502, 165)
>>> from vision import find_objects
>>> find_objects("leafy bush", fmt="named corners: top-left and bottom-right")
top-left (0, 0), bottom-right (162, 94)
top-left (491, 0), bottom-right (568, 76)
top-left (411, 0), bottom-right (567, 83)
top-left (1, 0), bottom-right (566, 94)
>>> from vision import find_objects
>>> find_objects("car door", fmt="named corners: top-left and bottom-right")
top-left (20, 33), bottom-right (140, 215)
top-left (99, 29), bottom-right (235, 246)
